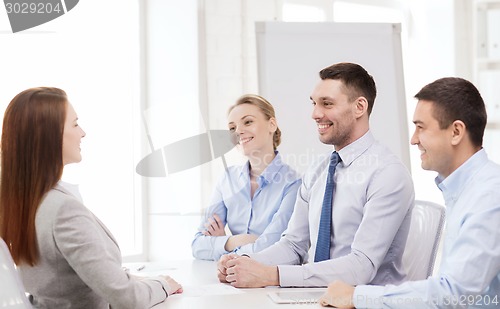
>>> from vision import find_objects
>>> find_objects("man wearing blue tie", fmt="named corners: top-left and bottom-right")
top-left (319, 77), bottom-right (500, 308)
top-left (217, 62), bottom-right (415, 288)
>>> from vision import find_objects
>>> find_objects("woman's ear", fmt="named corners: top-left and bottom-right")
top-left (450, 120), bottom-right (466, 146)
top-left (268, 117), bottom-right (278, 133)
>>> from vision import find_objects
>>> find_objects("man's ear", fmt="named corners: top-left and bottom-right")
top-left (354, 97), bottom-right (369, 118)
top-left (450, 120), bottom-right (466, 146)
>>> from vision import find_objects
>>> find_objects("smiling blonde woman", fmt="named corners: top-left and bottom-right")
top-left (191, 94), bottom-right (301, 261)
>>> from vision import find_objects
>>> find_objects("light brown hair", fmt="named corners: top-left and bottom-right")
top-left (228, 94), bottom-right (281, 150)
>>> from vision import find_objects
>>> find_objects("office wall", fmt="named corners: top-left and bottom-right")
top-left (256, 22), bottom-right (410, 174)
top-left (146, 0), bottom-right (458, 261)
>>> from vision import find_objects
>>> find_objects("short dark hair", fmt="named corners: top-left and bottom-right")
top-left (414, 77), bottom-right (487, 147)
top-left (319, 62), bottom-right (377, 115)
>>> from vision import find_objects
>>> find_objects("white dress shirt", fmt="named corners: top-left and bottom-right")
top-left (251, 131), bottom-right (415, 287)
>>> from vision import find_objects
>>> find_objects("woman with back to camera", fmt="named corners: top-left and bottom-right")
top-left (0, 87), bottom-right (182, 309)
top-left (191, 94), bottom-right (301, 261)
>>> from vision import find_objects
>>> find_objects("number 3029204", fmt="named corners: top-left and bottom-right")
top-left (435, 294), bottom-right (499, 306)
top-left (5, 2), bottom-right (62, 14)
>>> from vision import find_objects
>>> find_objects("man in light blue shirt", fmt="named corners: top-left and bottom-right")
top-left (217, 62), bottom-right (414, 288)
top-left (320, 77), bottom-right (500, 308)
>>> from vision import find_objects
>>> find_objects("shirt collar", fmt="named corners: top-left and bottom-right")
top-left (337, 130), bottom-right (375, 167)
top-left (436, 148), bottom-right (488, 204)
top-left (56, 180), bottom-right (84, 203)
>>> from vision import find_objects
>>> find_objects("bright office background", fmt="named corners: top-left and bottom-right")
top-left (0, 0), bottom-right (499, 262)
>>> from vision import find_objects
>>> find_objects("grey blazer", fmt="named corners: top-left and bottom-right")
top-left (20, 184), bottom-right (169, 309)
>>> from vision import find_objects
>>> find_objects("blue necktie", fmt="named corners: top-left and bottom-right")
top-left (314, 151), bottom-right (341, 262)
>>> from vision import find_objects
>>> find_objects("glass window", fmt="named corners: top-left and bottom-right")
top-left (141, 0), bottom-right (201, 261)
top-left (333, 1), bottom-right (403, 22)
top-left (0, 0), bottom-right (143, 258)
top-left (283, 3), bottom-right (327, 21)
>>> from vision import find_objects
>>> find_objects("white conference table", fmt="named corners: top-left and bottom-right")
top-left (125, 259), bottom-right (326, 309)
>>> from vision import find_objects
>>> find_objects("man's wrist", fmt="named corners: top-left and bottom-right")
top-left (266, 265), bottom-right (280, 286)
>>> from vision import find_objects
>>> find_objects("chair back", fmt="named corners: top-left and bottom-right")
top-left (402, 200), bottom-right (446, 280)
top-left (0, 238), bottom-right (33, 308)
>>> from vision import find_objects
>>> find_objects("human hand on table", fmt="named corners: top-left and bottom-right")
top-left (217, 253), bottom-right (279, 288)
top-left (319, 280), bottom-right (355, 308)
top-left (217, 253), bottom-right (233, 283)
top-left (162, 275), bottom-right (183, 295)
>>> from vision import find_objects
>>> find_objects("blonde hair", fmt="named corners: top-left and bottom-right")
top-left (228, 94), bottom-right (281, 150)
